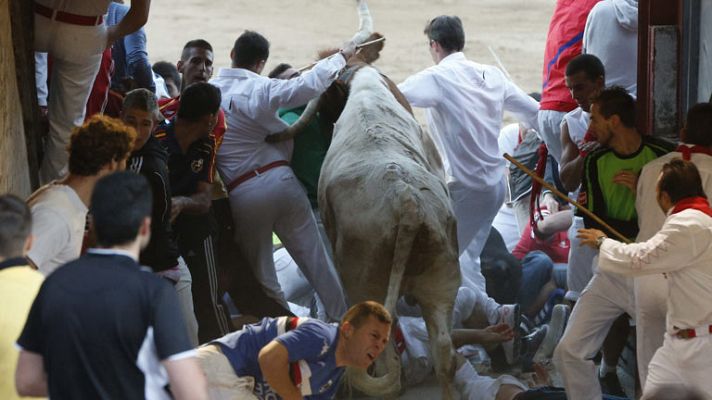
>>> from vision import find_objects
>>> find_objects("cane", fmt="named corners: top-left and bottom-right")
top-left (298, 37), bottom-right (387, 72)
top-left (504, 153), bottom-right (632, 244)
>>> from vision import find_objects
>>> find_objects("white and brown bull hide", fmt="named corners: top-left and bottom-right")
top-left (318, 66), bottom-right (461, 399)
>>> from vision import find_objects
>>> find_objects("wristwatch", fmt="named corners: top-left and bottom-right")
top-left (595, 235), bottom-right (607, 249)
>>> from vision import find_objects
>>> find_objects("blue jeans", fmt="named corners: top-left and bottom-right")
top-left (519, 251), bottom-right (553, 311)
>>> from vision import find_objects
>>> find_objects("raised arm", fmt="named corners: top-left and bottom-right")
top-left (106, 0), bottom-right (151, 48)
top-left (559, 121), bottom-right (585, 192)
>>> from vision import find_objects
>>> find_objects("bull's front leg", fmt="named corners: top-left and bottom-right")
top-left (420, 303), bottom-right (457, 400)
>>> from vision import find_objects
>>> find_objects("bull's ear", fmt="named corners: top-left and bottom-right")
top-left (358, 32), bottom-right (385, 64)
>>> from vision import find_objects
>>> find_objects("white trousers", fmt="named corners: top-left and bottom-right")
top-left (34, 14), bottom-right (106, 182)
top-left (454, 361), bottom-right (527, 400)
top-left (537, 109), bottom-right (567, 164)
top-left (175, 257), bottom-right (199, 346)
top-left (634, 274), bottom-right (668, 390)
top-left (196, 344), bottom-right (259, 400)
top-left (449, 179), bottom-right (506, 293)
top-left (553, 269), bottom-right (635, 400)
top-left (228, 167), bottom-right (347, 321)
top-left (643, 333), bottom-right (712, 398)
top-left (565, 216), bottom-right (598, 301)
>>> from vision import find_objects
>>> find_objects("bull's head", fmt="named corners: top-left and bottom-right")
top-left (266, 0), bottom-right (391, 144)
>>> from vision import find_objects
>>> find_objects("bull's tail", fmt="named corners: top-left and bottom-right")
top-left (344, 181), bottom-right (419, 398)
top-left (384, 182), bottom-right (421, 313)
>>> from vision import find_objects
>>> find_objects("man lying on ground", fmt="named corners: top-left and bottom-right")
top-left (196, 301), bottom-right (391, 399)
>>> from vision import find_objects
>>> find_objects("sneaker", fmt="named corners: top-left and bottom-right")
top-left (534, 303), bottom-right (571, 361)
top-left (534, 288), bottom-right (565, 326)
top-left (499, 304), bottom-right (521, 365)
top-left (599, 371), bottom-right (627, 397)
top-left (521, 325), bottom-right (548, 372)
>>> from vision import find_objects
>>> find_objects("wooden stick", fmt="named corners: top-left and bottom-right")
top-left (356, 36), bottom-right (385, 49)
top-left (504, 153), bottom-right (632, 243)
top-left (297, 37), bottom-right (387, 72)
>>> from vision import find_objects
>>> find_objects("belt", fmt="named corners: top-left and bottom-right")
top-left (226, 160), bottom-right (289, 193)
top-left (34, 3), bottom-right (104, 26)
top-left (674, 325), bottom-right (712, 339)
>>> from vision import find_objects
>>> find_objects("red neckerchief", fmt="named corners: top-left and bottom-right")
top-left (671, 196), bottom-right (712, 218)
top-left (676, 144), bottom-right (712, 161)
top-left (529, 143), bottom-right (549, 230)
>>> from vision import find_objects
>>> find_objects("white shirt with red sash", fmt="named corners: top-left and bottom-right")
top-left (598, 198), bottom-right (712, 335)
top-left (636, 144), bottom-right (712, 242)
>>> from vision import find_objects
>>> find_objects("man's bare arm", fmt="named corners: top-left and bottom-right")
top-left (170, 181), bottom-right (212, 222)
top-left (163, 356), bottom-right (208, 400)
top-left (258, 341), bottom-right (303, 400)
top-left (15, 350), bottom-right (47, 397)
top-left (558, 122), bottom-right (585, 192)
top-left (106, 0), bottom-right (151, 47)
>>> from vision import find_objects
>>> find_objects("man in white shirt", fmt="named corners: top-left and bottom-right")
top-left (398, 15), bottom-right (539, 293)
top-left (632, 102), bottom-right (712, 388)
top-left (211, 31), bottom-right (354, 321)
top-left (579, 158), bottom-right (712, 398)
top-left (27, 115), bottom-right (135, 276)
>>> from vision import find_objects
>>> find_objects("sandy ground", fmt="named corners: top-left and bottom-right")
top-left (144, 0), bottom-right (554, 99)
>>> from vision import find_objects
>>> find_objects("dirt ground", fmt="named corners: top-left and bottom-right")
top-left (144, 0), bottom-right (554, 98)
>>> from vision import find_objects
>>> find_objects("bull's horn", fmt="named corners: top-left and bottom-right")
top-left (344, 343), bottom-right (401, 397)
top-left (350, 0), bottom-right (373, 45)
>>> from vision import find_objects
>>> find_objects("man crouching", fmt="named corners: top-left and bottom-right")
top-left (197, 301), bottom-right (392, 399)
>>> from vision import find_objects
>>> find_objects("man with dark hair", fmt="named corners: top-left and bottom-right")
top-left (553, 87), bottom-right (673, 400)
top-left (15, 172), bottom-right (208, 400)
top-left (159, 39), bottom-right (226, 161)
top-left (153, 61), bottom-right (181, 98)
top-left (631, 102), bottom-right (712, 388)
top-left (0, 195), bottom-right (43, 400)
top-left (211, 30), bottom-right (355, 322)
top-left (156, 82), bottom-right (231, 343)
top-left (27, 115), bottom-right (136, 275)
top-left (558, 53), bottom-right (605, 301)
top-left (195, 301), bottom-right (391, 399)
top-left (123, 90), bottom-right (179, 270)
top-left (122, 89), bottom-right (200, 339)
top-left (579, 159), bottom-right (712, 398)
top-left (231, 31), bottom-right (270, 69)
top-left (398, 15), bottom-right (539, 299)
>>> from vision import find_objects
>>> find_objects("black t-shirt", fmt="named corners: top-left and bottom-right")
top-left (17, 251), bottom-right (194, 400)
top-left (154, 119), bottom-right (214, 197)
top-left (128, 136), bottom-right (180, 271)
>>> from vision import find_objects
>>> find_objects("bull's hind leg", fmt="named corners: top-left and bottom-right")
top-left (420, 300), bottom-right (456, 399)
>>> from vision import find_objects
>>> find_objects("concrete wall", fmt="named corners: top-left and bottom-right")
top-left (0, 0), bottom-right (31, 196)
top-left (699, 0), bottom-right (712, 102)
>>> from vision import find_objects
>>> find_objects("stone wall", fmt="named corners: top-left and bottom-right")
top-left (0, 0), bottom-right (31, 196)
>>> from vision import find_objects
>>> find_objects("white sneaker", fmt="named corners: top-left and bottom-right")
top-left (534, 303), bottom-right (570, 361)
top-left (499, 304), bottom-right (521, 365)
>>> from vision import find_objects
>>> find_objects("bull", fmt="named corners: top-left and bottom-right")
top-left (273, 2), bottom-right (461, 397)
top-left (320, 61), bottom-right (460, 400)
